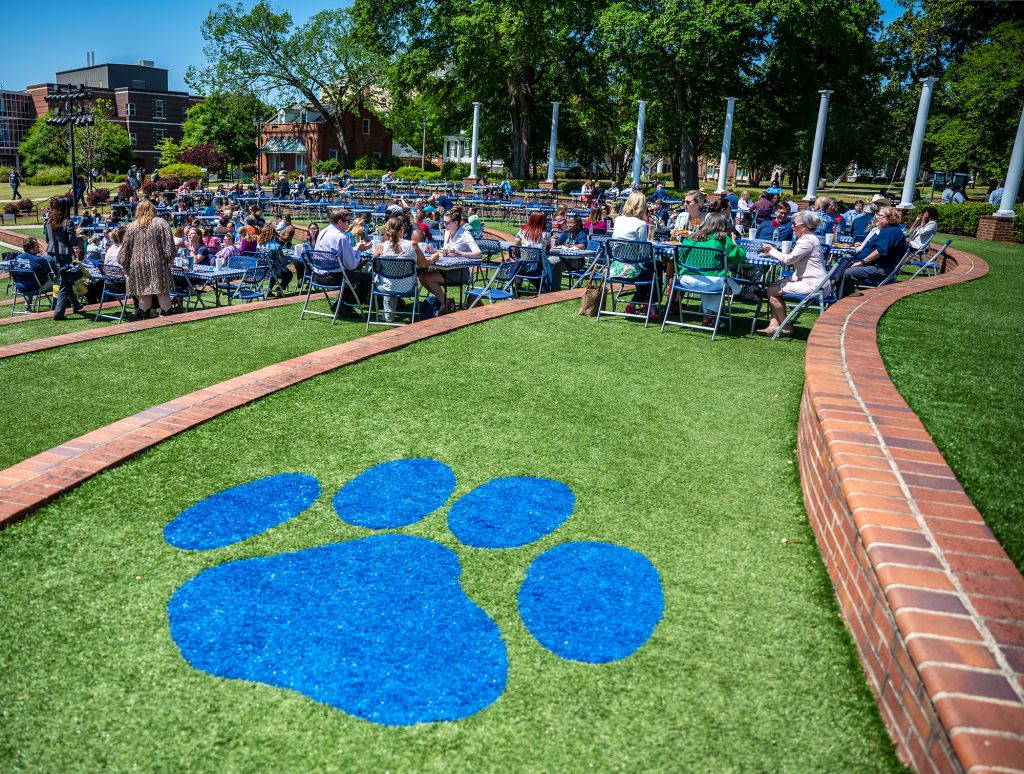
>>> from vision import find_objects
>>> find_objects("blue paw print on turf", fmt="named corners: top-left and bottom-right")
top-left (164, 459), bottom-right (663, 726)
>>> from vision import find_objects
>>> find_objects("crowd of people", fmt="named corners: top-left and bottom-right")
top-left (8, 174), bottom-right (928, 335)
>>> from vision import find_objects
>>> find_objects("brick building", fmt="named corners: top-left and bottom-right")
top-left (257, 104), bottom-right (392, 176)
top-left (0, 90), bottom-right (36, 172)
top-left (26, 61), bottom-right (202, 171)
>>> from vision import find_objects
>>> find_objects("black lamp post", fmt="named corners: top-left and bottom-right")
top-left (45, 83), bottom-right (95, 215)
top-left (253, 118), bottom-right (266, 180)
top-left (421, 119), bottom-right (427, 170)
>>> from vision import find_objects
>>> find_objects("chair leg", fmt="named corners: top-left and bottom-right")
top-left (659, 283), bottom-right (676, 332)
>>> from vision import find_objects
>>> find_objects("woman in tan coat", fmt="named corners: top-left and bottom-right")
top-left (119, 199), bottom-right (176, 318)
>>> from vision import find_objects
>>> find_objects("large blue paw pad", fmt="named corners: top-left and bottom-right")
top-left (165, 461), bottom-right (662, 726)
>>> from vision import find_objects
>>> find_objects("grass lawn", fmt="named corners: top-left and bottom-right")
top-left (0, 301), bottom-right (900, 771)
top-left (0, 303), bottom-right (370, 471)
top-left (0, 314), bottom-right (113, 347)
top-left (0, 183), bottom-right (74, 204)
top-left (879, 234), bottom-right (1024, 570)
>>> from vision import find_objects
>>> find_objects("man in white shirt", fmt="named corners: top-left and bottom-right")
top-left (313, 208), bottom-right (373, 318)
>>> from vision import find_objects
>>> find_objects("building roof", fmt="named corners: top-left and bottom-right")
top-left (262, 137), bottom-right (309, 154)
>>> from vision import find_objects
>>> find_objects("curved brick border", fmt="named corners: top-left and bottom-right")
top-left (0, 289), bottom-right (582, 530)
top-left (799, 248), bottom-right (1024, 773)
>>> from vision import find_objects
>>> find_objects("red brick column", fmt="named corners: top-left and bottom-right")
top-left (976, 215), bottom-right (1016, 243)
top-left (798, 248), bottom-right (1024, 773)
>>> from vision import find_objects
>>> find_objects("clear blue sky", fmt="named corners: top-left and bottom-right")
top-left (2, 0), bottom-right (905, 95)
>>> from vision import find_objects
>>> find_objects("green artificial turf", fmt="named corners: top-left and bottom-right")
top-left (0, 303), bottom-right (901, 771)
top-left (0, 303), bottom-right (369, 470)
top-left (879, 234), bottom-right (1024, 570)
top-left (0, 314), bottom-right (114, 346)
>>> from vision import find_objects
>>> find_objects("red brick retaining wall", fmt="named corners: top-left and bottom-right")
top-left (798, 247), bottom-right (1024, 773)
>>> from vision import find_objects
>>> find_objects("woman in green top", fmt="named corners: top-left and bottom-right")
top-left (676, 212), bottom-right (745, 326)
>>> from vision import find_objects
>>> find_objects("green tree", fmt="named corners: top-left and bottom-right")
top-left (879, 0), bottom-right (1021, 176)
top-left (181, 92), bottom-right (273, 167)
top-left (18, 119), bottom-right (65, 175)
top-left (598, 0), bottom-right (770, 189)
top-left (157, 137), bottom-right (182, 166)
top-left (187, 2), bottom-right (384, 167)
top-left (18, 99), bottom-right (133, 177)
top-left (734, 0), bottom-right (887, 194)
top-left (354, 0), bottom-right (603, 179)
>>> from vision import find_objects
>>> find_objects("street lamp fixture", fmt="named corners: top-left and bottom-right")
top-left (45, 83), bottom-right (95, 215)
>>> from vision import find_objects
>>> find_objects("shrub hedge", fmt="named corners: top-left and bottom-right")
top-left (25, 167), bottom-right (72, 186)
top-left (86, 188), bottom-right (111, 207)
top-left (159, 163), bottom-right (203, 181)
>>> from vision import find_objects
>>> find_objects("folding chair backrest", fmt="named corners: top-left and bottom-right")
top-left (11, 266), bottom-right (47, 293)
top-left (516, 246), bottom-right (545, 277)
top-left (880, 249), bottom-right (911, 286)
top-left (605, 239), bottom-right (656, 268)
top-left (674, 244), bottom-right (726, 276)
top-left (372, 254), bottom-right (417, 283)
top-left (476, 238), bottom-right (502, 258)
top-left (227, 255), bottom-right (257, 270)
top-left (851, 212), bottom-right (874, 240)
top-left (305, 249), bottom-right (344, 273)
top-left (495, 260), bottom-right (522, 284)
top-left (98, 262), bottom-right (126, 287)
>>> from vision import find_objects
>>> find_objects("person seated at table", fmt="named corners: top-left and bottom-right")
top-left (201, 226), bottom-right (221, 252)
top-left (580, 179), bottom-right (593, 207)
top-left (213, 215), bottom-right (233, 239)
top-left (751, 191), bottom-right (774, 224)
top-left (423, 206), bottom-right (481, 311)
top-left (183, 227), bottom-right (212, 265)
top-left (606, 190), bottom-right (658, 314)
top-left (649, 182), bottom-right (669, 202)
top-left (555, 215), bottom-right (588, 249)
top-left (765, 180), bottom-right (783, 196)
top-left (500, 179), bottom-right (513, 198)
top-left (737, 190), bottom-right (752, 216)
top-left (237, 226), bottom-right (257, 254)
top-left (99, 227), bottom-right (112, 251)
top-left (676, 211), bottom-right (745, 327)
top-left (466, 208), bottom-right (485, 238)
top-left (671, 190), bottom-right (704, 236)
top-left (606, 183), bottom-right (620, 200)
top-left (82, 234), bottom-right (103, 263)
top-left (274, 175), bottom-right (291, 199)
top-left (726, 189), bottom-right (740, 209)
top-left (842, 200), bottom-right (864, 233)
top-left (104, 227), bottom-right (126, 265)
top-left (314, 208), bottom-right (373, 318)
top-left (213, 232), bottom-right (241, 265)
top-left (756, 210), bottom-right (829, 337)
top-left (851, 203), bottom-right (878, 245)
top-left (551, 205), bottom-right (569, 236)
top-left (278, 215), bottom-right (296, 248)
top-left (840, 207), bottom-right (908, 298)
top-left (412, 207), bottom-right (433, 241)
top-left (202, 200), bottom-right (217, 217)
top-left (11, 238), bottom-right (54, 295)
top-left (295, 176), bottom-right (307, 198)
top-left (256, 225), bottom-right (292, 296)
top-left (755, 203), bottom-right (794, 242)
top-left (371, 213), bottom-right (442, 319)
top-left (907, 206), bottom-right (938, 252)
top-left (583, 206), bottom-right (608, 233)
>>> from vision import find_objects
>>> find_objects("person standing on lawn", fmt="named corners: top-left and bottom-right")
top-left (118, 198), bottom-right (176, 319)
top-left (10, 169), bottom-right (22, 199)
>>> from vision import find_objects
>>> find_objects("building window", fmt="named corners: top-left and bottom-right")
top-left (154, 128), bottom-right (166, 146)
top-left (0, 123), bottom-right (9, 146)
top-left (329, 149), bottom-right (339, 161)
top-left (128, 133), bottom-right (137, 148)
top-left (0, 97), bottom-right (5, 116)
top-left (296, 156), bottom-right (307, 172)
top-left (362, 118), bottom-right (370, 135)
top-left (131, 79), bottom-right (145, 89)
top-left (154, 100), bottom-right (165, 119)
top-left (126, 103), bottom-right (136, 117)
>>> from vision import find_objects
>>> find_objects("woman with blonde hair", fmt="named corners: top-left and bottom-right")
top-left (119, 198), bottom-right (175, 318)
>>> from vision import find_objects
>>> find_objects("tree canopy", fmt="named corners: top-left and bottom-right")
top-left (18, 99), bottom-right (133, 176)
top-left (181, 92), bottom-right (273, 167)
top-left (187, 1), bottom-right (384, 167)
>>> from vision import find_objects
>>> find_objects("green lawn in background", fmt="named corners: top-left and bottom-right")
top-left (0, 315), bottom-right (113, 347)
top-left (0, 303), bottom-right (369, 470)
top-left (0, 301), bottom-right (901, 771)
top-left (879, 234), bottom-right (1024, 570)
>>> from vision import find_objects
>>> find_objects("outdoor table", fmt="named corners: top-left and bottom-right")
top-left (171, 264), bottom-right (248, 307)
top-left (549, 246), bottom-right (597, 276)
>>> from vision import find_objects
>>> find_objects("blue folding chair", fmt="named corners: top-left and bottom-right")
top-left (300, 250), bottom-right (354, 324)
top-left (906, 239), bottom-right (952, 280)
top-left (231, 257), bottom-right (272, 303)
top-left (465, 260), bottom-right (521, 307)
top-left (660, 244), bottom-right (732, 339)
top-left (597, 239), bottom-right (660, 327)
top-left (771, 255), bottom-right (854, 341)
top-left (512, 245), bottom-right (546, 297)
top-left (9, 263), bottom-right (54, 316)
top-left (365, 253), bottom-right (419, 329)
top-left (94, 263), bottom-right (130, 323)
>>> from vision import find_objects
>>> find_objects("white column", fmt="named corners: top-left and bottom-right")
top-left (546, 102), bottom-right (560, 183)
top-left (899, 77), bottom-right (938, 208)
top-left (716, 97), bottom-right (738, 193)
top-left (469, 102), bottom-right (481, 179)
top-left (631, 100), bottom-right (647, 187)
top-left (995, 101), bottom-right (1024, 217)
top-left (805, 90), bottom-right (832, 200)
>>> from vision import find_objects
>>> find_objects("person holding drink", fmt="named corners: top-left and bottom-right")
top-left (756, 210), bottom-right (829, 338)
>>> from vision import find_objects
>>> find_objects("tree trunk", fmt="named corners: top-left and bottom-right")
top-left (670, 151), bottom-right (681, 189)
top-left (508, 82), bottom-right (533, 180)
top-left (672, 73), bottom-right (698, 189)
top-left (328, 114), bottom-right (350, 169)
